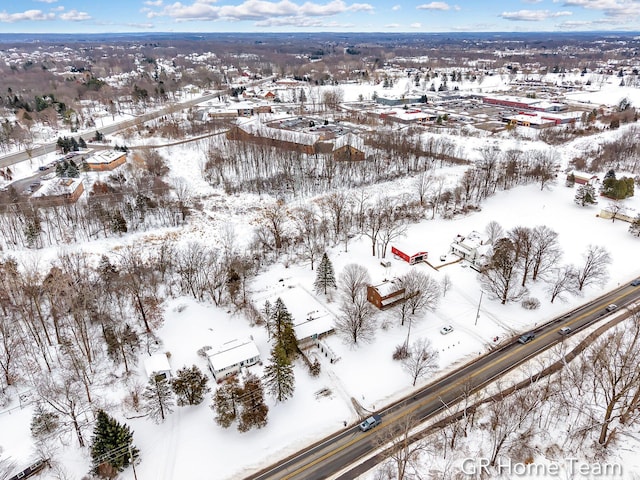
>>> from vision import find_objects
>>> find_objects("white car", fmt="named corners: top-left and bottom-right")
top-left (440, 325), bottom-right (454, 335)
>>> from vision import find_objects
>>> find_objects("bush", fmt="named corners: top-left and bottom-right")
top-left (521, 297), bottom-right (541, 310)
top-left (392, 343), bottom-right (409, 360)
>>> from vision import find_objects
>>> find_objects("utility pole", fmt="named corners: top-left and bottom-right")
top-left (475, 290), bottom-right (483, 326)
top-left (129, 443), bottom-right (138, 480)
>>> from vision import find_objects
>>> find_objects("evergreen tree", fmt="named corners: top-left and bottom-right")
top-left (111, 210), bottom-right (128, 233)
top-left (212, 376), bottom-right (241, 428)
top-left (30, 404), bottom-right (60, 438)
top-left (90, 410), bottom-right (138, 478)
top-left (630, 214), bottom-right (640, 237)
top-left (78, 137), bottom-right (87, 149)
top-left (237, 373), bottom-right (268, 432)
top-left (142, 374), bottom-right (174, 423)
top-left (66, 161), bottom-right (79, 178)
top-left (574, 183), bottom-right (598, 206)
top-left (314, 253), bottom-right (337, 295)
top-left (270, 298), bottom-right (298, 359)
top-left (565, 172), bottom-right (575, 187)
top-left (172, 365), bottom-right (210, 406)
top-left (263, 344), bottom-right (295, 402)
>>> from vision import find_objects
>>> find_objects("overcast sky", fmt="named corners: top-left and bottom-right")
top-left (2, 0), bottom-right (640, 33)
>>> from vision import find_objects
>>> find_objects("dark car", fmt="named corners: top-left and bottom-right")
top-left (631, 279), bottom-right (640, 287)
top-left (38, 166), bottom-right (48, 171)
top-left (518, 332), bottom-right (535, 344)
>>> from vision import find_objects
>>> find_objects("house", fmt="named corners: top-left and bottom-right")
top-left (206, 338), bottom-right (260, 382)
top-left (450, 231), bottom-right (491, 266)
top-left (227, 119), bottom-right (319, 155)
top-left (599, 205), bottom-right (637, 223)
top-left (144, 353), bottom-right (172, 381)
top-left (391, 243), bottom-right (428, 265)
top-left (294, 311), bottom-right (335, 346)
top-left (84, 150), bottom-right (127, 171)
top-left (367, 279), bottom-right (405, 310)
top-left (571, 171), bottom-right (599, 185)
top-left (31, 177), bottom-right (84, 205)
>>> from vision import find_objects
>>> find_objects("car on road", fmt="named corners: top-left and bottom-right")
top-left (559, 327), bottom-right (572, 335)
top-left (38, 166), bottom-right (48, 171)
top-left (605, 304), bottom-right (618, 312)
top-left (359, 414), bottom-right (382, 432)
top-left (440, 325), bottom-right (454, 335)
top-left (517, 332), bottom-right (535, 344)
top-left (631, 278), bottom-right (640, 286)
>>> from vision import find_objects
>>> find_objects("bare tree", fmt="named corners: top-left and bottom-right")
top-left (509, 226), bottom-right (535, 287)
top-left (335, 291), bottom-right (376, 345)
top-left (587, 316), bottom-right (640, 446)
top-left (291, 205), bottom-right (322, 270)
top-left (402, 338), bottom-right (439, 386)
top-left (479, 238), bottom-right (526, 305)
top-left (607, 201), bottom-right (624, 223)
top-left (414, 171), bottom-right (433, 206)
top-left (485, 220), bottom-right (503, 245)
top-left (546, 265), bottom-right (577, 303)
top-left (400, 270), bottom-right (441, 317)
top-left (575, 244), bottom-right (611, 291)
top-left (339, 264), bottom-right (371, 303)
top-left (441, 274), bottom-right (452, 297)
top-left (376, 414), bottom-right (432, 480)
top-left (531, 225), bottom-right (562, 281)
top-left (256, 201), bottom-right (288, 252)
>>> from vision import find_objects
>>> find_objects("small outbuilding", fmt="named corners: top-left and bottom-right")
top-left (391, 243), bottom-right (428, 265)
top-left (144, 353), bottom-right (172, 381)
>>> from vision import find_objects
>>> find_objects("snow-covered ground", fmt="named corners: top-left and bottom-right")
top-left (2, 71), bottom-right (640, 480)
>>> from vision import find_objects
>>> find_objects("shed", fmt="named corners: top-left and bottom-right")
top-left (207, 338), bottom-right (260, 382)
top-left (144, 353), bottom-right (172, 380)
top-left (391, 244), bottom-right (428, 265)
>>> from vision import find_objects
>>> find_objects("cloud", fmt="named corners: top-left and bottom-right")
top-left (144, 0), bottom-right (164, 5)
top-left (149, 0), bottom-right (373, 22)
top-left (392, 4), bottom-right (401, 10)
top-left (0, 9), bottom-right (56, 22)
top-left (561, 0), bottom-right (640, 19)
top-left (33, 0), bottom-right (58, 3)
top-left (416, 2), bottom-right (450, 10)
top-left (384, 22), bottom-right (400, 27)
top-left (410, 22), bottom-right (422, 28)
top-left (522, 0), bottom-right (543, 3)
top-left (59, 9), bottom-right (92, 21)
top-left (126, 22), bottom-right (156, 28)
top-left (253, 15), bottom-right (354, 27)
top-left (499, 9), bottom-right (572, 21)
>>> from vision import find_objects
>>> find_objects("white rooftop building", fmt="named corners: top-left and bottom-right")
top-left (144, 353), bottom-right (172, 381)
top-left (206, 338), bottom-right (260, 382)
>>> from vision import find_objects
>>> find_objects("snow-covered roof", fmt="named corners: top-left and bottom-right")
top-left (333, 133), bottom-right (365, 152)
top-left (207, 338), bottom-right (260, 372)
top-left (392, 241), bottom-right (428, 255)
top-left (237, 118), bottom-right (318, 146)
top-left (372, 278), bottom-right (403, 298)
top-left (144, 353), bottom-right (171, 377)
top-left (86, 150), bottom-right (126, 165)
top-left (31, 177), bottom-right (83, 198)
top-left (294, 314), bottom-right (334, 340)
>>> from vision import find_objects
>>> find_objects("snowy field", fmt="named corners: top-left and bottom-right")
top-left (1, 71), bottom-right (640, 480)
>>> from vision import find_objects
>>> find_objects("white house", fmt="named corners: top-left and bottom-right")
top-left (144, 353), bottom-right (172, 381)
top-left (450, 231), bottom-right (491, 266)
top-left (207, 338), bottom-right (260, 382)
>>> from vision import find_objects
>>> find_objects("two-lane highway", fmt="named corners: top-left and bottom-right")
top-left (246, 281), bottom-right (640, 480)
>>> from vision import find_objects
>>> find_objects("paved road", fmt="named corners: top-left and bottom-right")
top-left (0, 91), bottom-right (227, 169)
top-left (246, 281), bottom-right (640, 480)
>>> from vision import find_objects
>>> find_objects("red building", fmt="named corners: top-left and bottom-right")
top-left (391, 244), bottom-right (428, 265)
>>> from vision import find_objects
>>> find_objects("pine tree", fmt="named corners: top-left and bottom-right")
top-left (574, 183), bottom-right (598, 207)
top-left (30, 404), bottom-right (60, 438)
top-left (237, 373), bottom-right (268, 432)
top-left (270, 298), bottom-right (298, 359)
top-left (78, 137), bottom-right (87, 149)
top-left (630, 214), bottom-right (640, 237)
top-left (142, 375), bottom-right (175, 423)
top-left (212, 376), bottom-right (241, 428)
top-left (263, 344), bottom-right (295, 402)
top-left (90, 410), bottom-right (138, 477)
top-left (314, 253), bottom-right (337, 295)
top-left (172, 365), bottom-right (210, 406)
